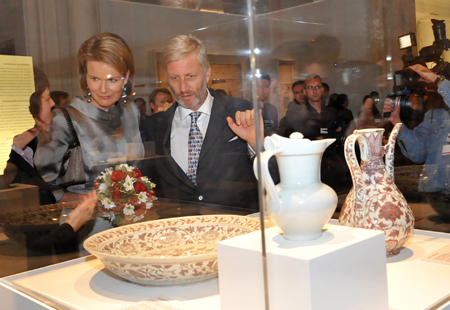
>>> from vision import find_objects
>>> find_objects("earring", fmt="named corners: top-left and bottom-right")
top-left (121, 85), bottom-right (127, 103)
top-left (85, 86), bottom-right (92, 103)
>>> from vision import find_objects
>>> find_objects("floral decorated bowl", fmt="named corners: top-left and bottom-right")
top-left (83, 215), bottom-right (260, 286)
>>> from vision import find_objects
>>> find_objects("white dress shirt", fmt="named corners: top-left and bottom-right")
top-left (171, 90), bottom-right (214, 173)
top-left (11, 145), bottom-right (35, 167)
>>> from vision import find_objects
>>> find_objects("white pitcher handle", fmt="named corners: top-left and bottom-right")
top-left (253, 147), bottom-right (281, 215)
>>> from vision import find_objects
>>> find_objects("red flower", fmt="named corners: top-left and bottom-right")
top-left (112, 190), bottom-right (124, 200)
top-left (133, 169), bottom-right (142, 178)
top-left (134, 182), bottom-right (148, 193)
top-left (111, 170), bottom-right (127, 182)
top-left (378, 202), bottom-right (404, 222)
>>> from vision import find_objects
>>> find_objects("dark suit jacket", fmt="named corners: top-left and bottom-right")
top-left (261, 102), bottom-right (279, 136)
top-left (6, 137), bottom-right (56, 205)
top-left (141, 90), bottom-right (258, 210)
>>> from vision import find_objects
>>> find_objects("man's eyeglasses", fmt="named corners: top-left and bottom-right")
top-left (305, 85), bottom-right (322, 91)
top-left (257, 85), bottom-right (270, 89)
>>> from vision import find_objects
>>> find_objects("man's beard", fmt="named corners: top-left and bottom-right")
top-left (175, 80), bottom-right (208, 110)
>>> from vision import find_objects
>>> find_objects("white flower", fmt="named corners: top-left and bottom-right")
top-left (98, 170), bottom-right (111, 181)
top-left (103, 211), bottom-right (115, 222)
top-left (140, 176), bottom-right (149, 182)
top-left (117, 164), bottom-right (134, 172)
top-left (145, 202), bottom-right (153, 210)
top-left (123, 175), bottom-right (134, 191)
top-left (98, 183), bottom-right (107, 193)
top-left (101, 198), bottom-right (116, 210)
top-left (137, 192), bottom-right (148, 204)
top-left (123, 204), bottom-right (135, 215)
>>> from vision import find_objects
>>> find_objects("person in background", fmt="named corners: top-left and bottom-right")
top-left (135, 97), bottom-right (147, 116)
top-left (4, 67), bottom-right (62, 205)
top-left (215, 89), bottom-right (227, 96)
top-left (334, 93), bottom-right (354, 127)
top-left (258, 74), bottom-right (278, 136)
top-left (289, 80), bottom-right (307, 108)
top-left (278, 80), bottom-right (306, 137)
top-left (148, 87), bottom-right (174, 114)
top-left (26, 191), bottom-right (98, 257)
top-left (370, 91), bottom-right (380, 105)
top-left (279, 75), bottom-right (344, 140)
top-left (327, 92), bottom-right (338, 108)
top-left (50, 90), bottom-right (70, 109)
top-left (321, 82), bottom-right (330, 107)
top-left (278, 74), bottom-right (348, 191)
top-left (134, 97), bottom-right (148, 123)
top-left (382, 64), bottom-right (450, 219)
top-left (356, 95), bottom-right (382, 129)
top-left (35, 32), bottom-right (144, 201)
top-left (3, 68), bottom-right (100, 259)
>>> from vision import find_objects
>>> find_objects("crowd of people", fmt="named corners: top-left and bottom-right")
top-left (5, 31), bottom-right (450, 258)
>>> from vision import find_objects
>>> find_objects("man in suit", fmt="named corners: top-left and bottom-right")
top-left (258, 74), bottom-right (278, 136)
top-left (141, 34), bottom-right (260, 210)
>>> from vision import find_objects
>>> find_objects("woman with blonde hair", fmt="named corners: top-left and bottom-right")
top-left (35, 32), bottom-right (144, 201)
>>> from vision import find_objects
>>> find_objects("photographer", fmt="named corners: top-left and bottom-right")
top-left (382, 64), bottom-right (450, 218)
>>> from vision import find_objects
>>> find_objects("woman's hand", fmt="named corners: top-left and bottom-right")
top-left (12, 129), bottom-right (39, 150)
top-left (64, 191), bottom-right (98, 232)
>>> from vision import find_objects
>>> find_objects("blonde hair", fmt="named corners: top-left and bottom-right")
top-left (162, 34), bottom-right (209, 73)
top-left (78, 32), bottom-right (135, 98)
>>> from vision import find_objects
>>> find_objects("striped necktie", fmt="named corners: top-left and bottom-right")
top-left (186, 112), bottom-right (203, 185)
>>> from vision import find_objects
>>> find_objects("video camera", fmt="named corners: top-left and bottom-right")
top-left (385, 19), bottom-right (450, 121)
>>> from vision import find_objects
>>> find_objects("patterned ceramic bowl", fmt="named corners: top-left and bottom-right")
top-left (84, 215), bottom-right (260, 286)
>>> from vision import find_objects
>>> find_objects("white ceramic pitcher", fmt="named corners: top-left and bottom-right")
top-left (254, 132), bottom-right (338, 241)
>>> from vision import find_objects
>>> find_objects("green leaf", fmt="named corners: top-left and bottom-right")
top-left (114, 215), bottom-right (123, 226)
top-left (105, 173), bottom-right (112, 186)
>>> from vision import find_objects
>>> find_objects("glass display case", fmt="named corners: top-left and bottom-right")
top-left (2, 0), bottom-right (450, 309)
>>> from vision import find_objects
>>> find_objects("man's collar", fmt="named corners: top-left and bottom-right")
top-left (176, 89), bottom-right (214, 120)
top-left (294, 99), bottom-right (306, 105)
top-left (306, 102), bottom-right (319, 112)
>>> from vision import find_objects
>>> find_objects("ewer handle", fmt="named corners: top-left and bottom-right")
top-left (383, 123), bottom-right (402, 181)
top-left (345, 133), bottom-right (370, 228)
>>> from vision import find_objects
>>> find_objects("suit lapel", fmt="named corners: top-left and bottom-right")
top-left (199, 94), bottom-right (229, 161)
top-left (156, 103), bottom-right (196, 190)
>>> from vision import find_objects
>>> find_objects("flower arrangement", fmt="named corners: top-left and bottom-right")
top-left (95, 164), bottom-right (156, 225)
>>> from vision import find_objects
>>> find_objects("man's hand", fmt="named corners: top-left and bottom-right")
top-left (156, 102), bottom-right (174, 113)
top-left (408, 64), bottom-right (438, 84)
top-left (227, 109), bottom-right (264, 149)
top-left (382, 98), bottom-right (402, 126)
top-left (64, 190), bottom-right (97, 232)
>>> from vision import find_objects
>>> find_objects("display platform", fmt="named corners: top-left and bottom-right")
top-left (2, 224), bottom-right (450, 310)
top-left (218, 225), bottom-right (388, 310)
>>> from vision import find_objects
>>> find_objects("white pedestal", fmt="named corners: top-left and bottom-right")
top-left (217, 224), bottom-right (389, 310)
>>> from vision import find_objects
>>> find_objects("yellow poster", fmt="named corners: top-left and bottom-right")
top-left (0, 55), bottom-right (35, 173)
